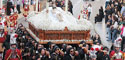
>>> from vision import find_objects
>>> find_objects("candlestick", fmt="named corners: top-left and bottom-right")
top-left (65, 0), bottom-right (68, 12)
top-left (46, 0), bottom-right (49, 10)
top-left (0, 0), bottom-right (3, 9)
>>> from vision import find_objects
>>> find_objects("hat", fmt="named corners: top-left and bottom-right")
top-left (80, 41), bottom-right (86, 44)
top-left (114, 43), bottom-right (121, 47)
top-left (10, 33), bottom-right (18, 45)
top-left (91, 45), bottom-right (103, 51)
top-left (114, 36), bottom-right (122, 47)
top-left (53, 45), bottom-right (60, 52)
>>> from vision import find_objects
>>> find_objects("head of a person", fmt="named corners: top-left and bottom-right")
top-left (103, 47), bottom-right (109, 55)
top-left (54, 46), bottom-right (60, 54)
top-left (119, 17), bottom-right (123, 21)
top-left (106, 4), bottom-right (111, 10)
top-left (111, 4), bottom-right (114, 8)
top-left (88, 4), bottom-right (92, 7)
top-left (69, 48), bottom-right (75, 56)
top-left (114, 45), bottom-right (120, 53)
top-left (11, 44), bottom-right (17, 50)
top-left (100, 6), bottom-right (103, 10)
top-left (95, 34), bottom-right (100, 38)
top-left (41, 48), bottom-right (46, 55)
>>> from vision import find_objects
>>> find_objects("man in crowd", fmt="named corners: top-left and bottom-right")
top-left (4, 33), bottom-right (22, 60)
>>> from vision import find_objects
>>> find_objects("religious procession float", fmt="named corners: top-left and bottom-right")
top-left (27, 1), bottom-right (93, 44)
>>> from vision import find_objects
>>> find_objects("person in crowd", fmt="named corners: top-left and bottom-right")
top-left (105, 0), bottom-right (110, 8)
top-left (64, 47), bottom-right (81, 60)
top-left (110, 43), bottom-right (124, 60)
top-left (17, 0), bottom-right (21, 14)
top-left (107, 15), bottom-right (112, 41)
top-left (105, 5), bottom-right (112, 23)
top-left (7, 0), bottom-right (14, 15)
top-left (111, 15), bottom-right (118, 43)
top-left (95, 14), bottom-right (101, 24)
top-left (23, 0), bottom-right (30, 21)
top-left (87, 3), bottom-right (92, 20)
top-left (101, 47), bottom-right (110, 60)
top-left (56, 0), bottom-right (62, 7)
top-left (99, 6), bottom-right (104, 21)
top-left (111, 4), bottom-right (115, 14)
top-left (121, 23), bottom-right (125, 51)
top-left (92, 34), bottom-right (102, 45)
top-left (22, 47), bottom-right (31, 60)
top-left (35, 48), bottom-right (51, 60)
top-left (4, 38), bottom-right (22, 60)
top-left (68, 0), bottom-right (73, 14)
top-left (50, 46), bottom-right (64, 60)
top-left (77, 41), bottom-right (88, 60)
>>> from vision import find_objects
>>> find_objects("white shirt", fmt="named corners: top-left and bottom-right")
top-left (17, 0), bottom-right (21, 5)
top-left (87, 7), bottom-right (92, 13)
top-left (113, 21), bottom-right (118, 29)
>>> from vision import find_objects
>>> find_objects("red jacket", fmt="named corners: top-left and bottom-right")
top-left (5, 49), bottom-right (22, 60)
top-left (110, 50), bottom-right (123, 60)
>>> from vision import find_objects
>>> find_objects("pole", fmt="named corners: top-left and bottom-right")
top-left (65, 0), bottom-right (68, 12)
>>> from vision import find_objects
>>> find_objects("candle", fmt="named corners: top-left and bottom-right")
top-left (36, 0), bottom-right (38, 12)
top-left (46, 0), bottom-right (49, 10)
top-left (0, 0), bottom-right (3, 9)
top-left (65, 0), bottom-right (68, 12)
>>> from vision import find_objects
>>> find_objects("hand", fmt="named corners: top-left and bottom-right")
top-left (74, 51), bottom-right (79, 56)
top-left (59, 50), bottom-right (64, 56)
top-left (95, 40), bottom-right (98, 42)
top-left (45, 51), bottom-right (50, 56)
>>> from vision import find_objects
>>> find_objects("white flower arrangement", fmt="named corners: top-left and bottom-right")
top-left (28, 7), bottom-right (93, 31)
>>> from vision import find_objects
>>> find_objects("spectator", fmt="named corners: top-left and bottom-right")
top-left (121, 23), bottom-right (125, 51)
top-left (7, 0), bottom-right (14, 15)
top-left (87, 3), bottom-right (92, 20)
top-left (107, 15), bottom-right (112, 41)
top-left (99, 6), bottom-right (104, 21)
top-left (105, 5), bottom-right (112, 23)
top-left (64, 48), bottom-right (81, 60)
top-left (111, 15), bottom-right (118, 43)
top-left (17, 0), bottom-right (21, 14)
top-left (92, 34), bottom-right (102, 45)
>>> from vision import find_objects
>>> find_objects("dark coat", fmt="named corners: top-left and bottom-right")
top-left (78, 48), bottom-right (85, 60)
top-left (64, 54), bottom-right (81, 60)
top-left (35, 54), bottom-right (50, 60)
top-left (50, 53), bottom-right (63, 60)
top-left (7, 1), bottom-right (14, 15)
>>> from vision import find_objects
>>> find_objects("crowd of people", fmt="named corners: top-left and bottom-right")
top-left (0, 0), bottom-right (125, 60)
top-left (104, 0), bottom-right (125, 51)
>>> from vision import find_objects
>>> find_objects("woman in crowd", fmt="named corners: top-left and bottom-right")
top-left (87, 4), bottom-right (92, 20)
top-left (111, 15), bottom-right (118, 43)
